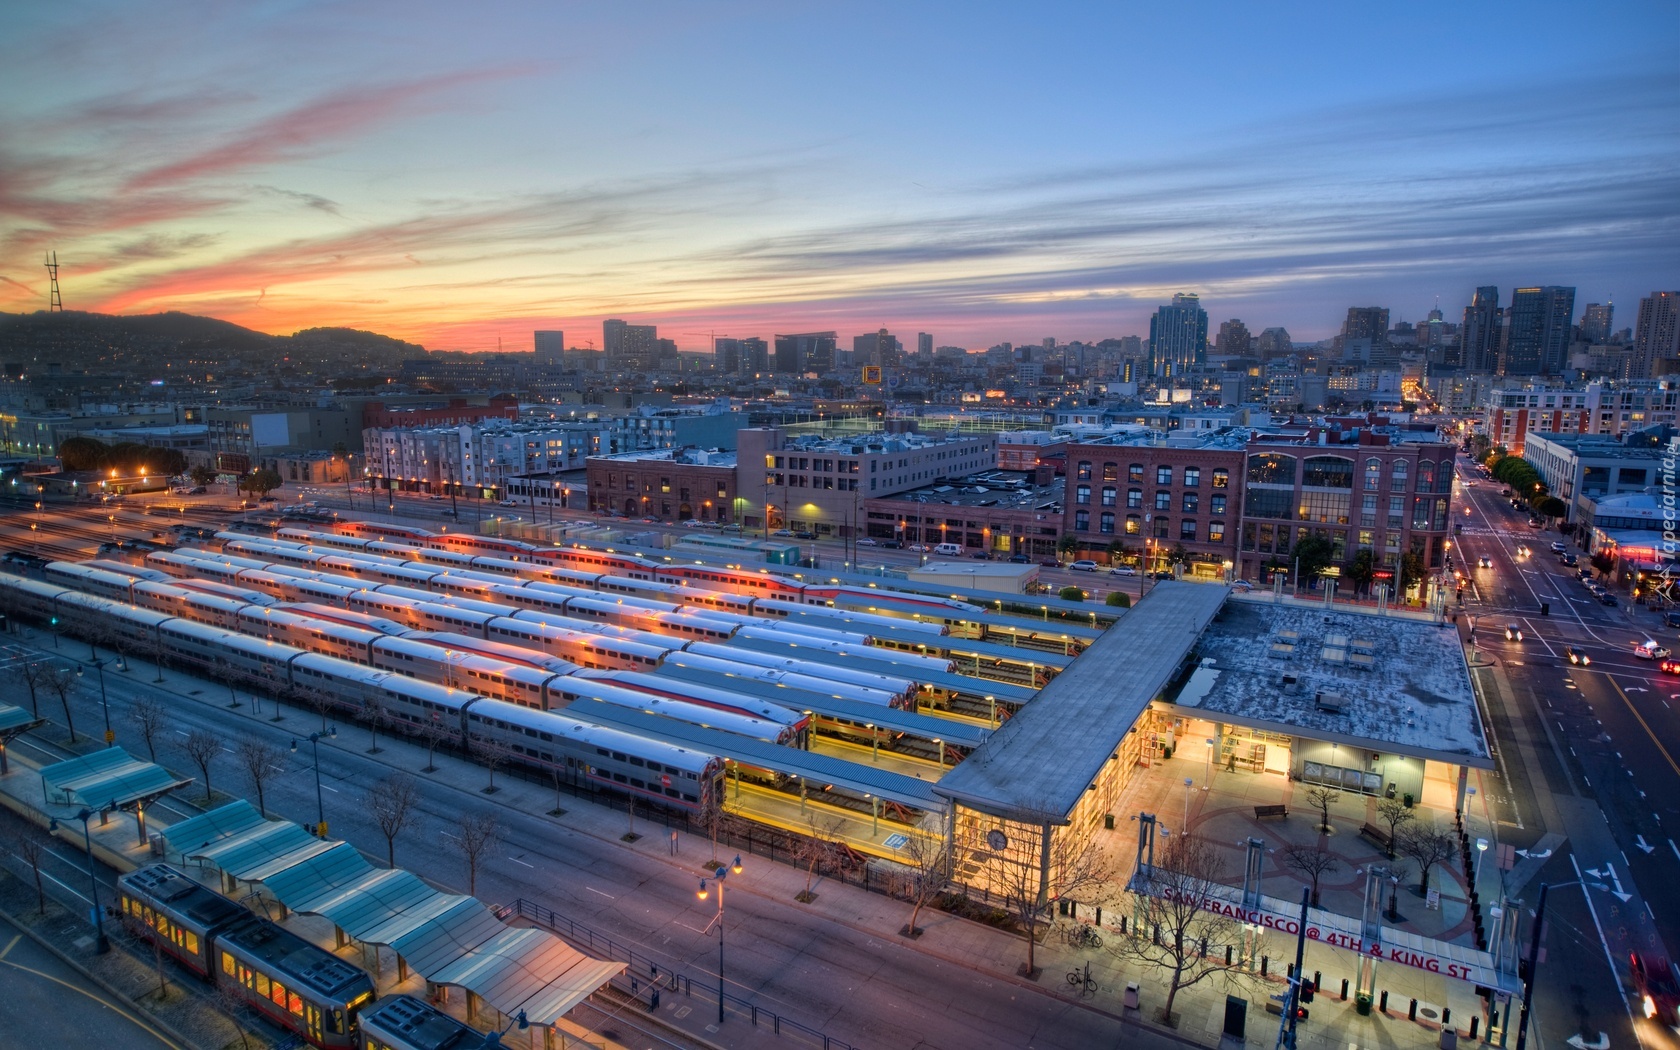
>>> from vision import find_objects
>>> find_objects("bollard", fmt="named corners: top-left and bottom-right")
top-left (1286, 962), bottom-right (1295, 979)
top-left (1380, 990), bottom-right (1389, 1013)
top-left (1469, 1017), bottom-right (1479, 1040)
top-left (1443, 1008), bottom-right (1451, 1026)
top-left (1226, 945), bottom-right (1233, 965)
top-left (1340, 978), bottom-right (1348, 1001)
top-left (1410, 998), bottom-right (1418, 1021)
top-left (1314, 971), bottom-right (1321, 994)
top-left (1096, 906), bottom-right (1102, 926)
top-left (1261, 955), bottom-right (1269, 976)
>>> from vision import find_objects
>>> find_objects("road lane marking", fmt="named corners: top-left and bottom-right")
top-left (0, 934), bottom-right (19, 961)
top-left (586, 886), bottom-right (616, 899)
top-left (1605, 676), bottom-right (1680, 780)
top-left (507, 856), bottom-right (534, 868)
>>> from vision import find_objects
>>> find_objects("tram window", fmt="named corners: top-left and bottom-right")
top-left (254, 972), bottom-right (271, 997)
top-left (221, 952), bottom-right (236, 977)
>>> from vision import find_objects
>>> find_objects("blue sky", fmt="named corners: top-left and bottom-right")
top-left (1, 0), bottom-right (1675, 349)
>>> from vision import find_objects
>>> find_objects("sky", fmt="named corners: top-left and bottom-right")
top-left (1, 1), bottom-right (1676, 351)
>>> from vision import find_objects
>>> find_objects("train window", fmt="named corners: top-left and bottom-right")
top-left (666, 788), bottom-right (679, 798)
top-left (254, 972), bottom-right (271, 997)
top-left (612, 751), bottom-right (626, 761)
top-left (683, 793), bottom-right (698, 803)
top-left (629, 756), bottom-right (644, 767)
top-left (221, 951), bottom-right (236, 976)
top-left (631, 778), bottom-right (645, 789)
top-left (613, 773), bottom-right (627, 783)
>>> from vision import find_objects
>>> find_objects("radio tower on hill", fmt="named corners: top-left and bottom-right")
top-left (44, 252), bottom-right (63, 311)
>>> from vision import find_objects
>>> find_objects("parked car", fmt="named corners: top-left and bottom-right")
top-left (855, 538), bottom-right (878, 546)
top-left (1151, 570), bottom-right (1175, 581)
top-left (1527, 518), bottom-right (1543, 529)
top-left (969, 551), bottom-right (991, 559)
top-left (188, 486), bottom-right (207, 494)
top-left (1231, 579), bottom-right (1255, 591)
top-left (794, 531), bottom-right (816, 540)
top-left (497, 499), bottom-right (518, 507)
top-left (880, 540), bottom-right (901, 549)
top-left (1564, 645), bottom-right (1591, 666)
top-left (772, 529), bottom-right (793, 537)
top-left (721, 523), bottom-right (743, 532)
top-left (1068, 559), bottom-right (1099, 572)
top-left (1040, 557), bottom-right (1060, 568)
top-left (1008, 553), bottom-right (1029, 563)
top-left (1599, 592), bottom-right (1619, 606)
top-left (1504, 623), bottom-right (1523, 641)
top-left (682, 519), bottom-right (705, 528)
top-left (1108, 565), bottom-right (1137, 576)
top-left (907, 543), bottom-right (930, 552)
top-left (1550, 541), bottom-right (1567, 554)
top-left (1665, 610), bottom-right (1680, 629)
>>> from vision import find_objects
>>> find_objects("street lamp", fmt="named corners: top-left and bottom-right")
top-left (1203, 737), bottom-right (1215, 787)
top-left (1183, 776), bottom-right (1194, 828)
top-left (1474, 837), bottom-right (1489, 888)
top-left (291, 728), bottom-right (337, 837)
top-left (49, 808), bottom-right (110, 953)
top-left (76, 658), bottom-right (113, 746)
top-left (696, 855), bottom-right (744, 1024)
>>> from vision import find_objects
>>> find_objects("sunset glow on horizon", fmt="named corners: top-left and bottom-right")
top-left (3, 1), bottom-right (1675, 351)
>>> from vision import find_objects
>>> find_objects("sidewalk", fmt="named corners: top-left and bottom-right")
top-left (7, 620), bottom-right (1498, 1050)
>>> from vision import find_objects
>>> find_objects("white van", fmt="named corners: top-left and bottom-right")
top-left (932, 542), bottom-right (963, 556)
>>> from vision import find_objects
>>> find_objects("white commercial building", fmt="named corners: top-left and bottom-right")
top-left (362, 420), bottom-right (604, 495)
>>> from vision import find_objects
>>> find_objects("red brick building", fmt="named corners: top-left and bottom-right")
top-left (585, 448), bottom-right (738, 523)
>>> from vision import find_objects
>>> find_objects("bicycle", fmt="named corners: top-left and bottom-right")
top-left (1065, 922), bottom-right (1102, 950)
top-left (1065, 961), bottom-right (1097, 997)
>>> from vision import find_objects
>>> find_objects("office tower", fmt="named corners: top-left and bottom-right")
top-left (603, 319), bottom-right (658, 372)
top-left (534, 330), bottom-right (564, 368)
top-left (1500, 286), bottom-right (1575, 375)
top-left (713, 337), bottom-right (740, 375)
top-left (739, 337), bottom-right (768, 373)
top-left (1257, 327), bottom-right (1293, 360)
top-left (774, 332), bottom-right (837, 373)
top-left (851, 328), bottom-right (901, 368)
top-left (1581, 302), bottom-right (1614, 344)
top-left (1633, 292), bottom-right (1680, 378)
top-left (1147, 293), bottom-right (1208, 378)
top-left (1460, 287), bottom-right (1501, 373)
top-left (1342, 306), bottom-right (1390, 343)
top-left (1216, 319), bottom-right (1251, 354)
top-left (917, 332), bottom-right (933, 359)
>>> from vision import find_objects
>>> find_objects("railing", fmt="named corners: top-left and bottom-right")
top-left (503, 898), bottom-right (863, 1050)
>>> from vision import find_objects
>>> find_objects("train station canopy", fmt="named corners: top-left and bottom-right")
top-left (39, 747), bottom-right (192, 811)
top-left (0, 702), bottom-right (44, 737)
top-left (160, 802), bottom-right (623, 1026)
top-left (935, 582), bottom-right (1228, 823)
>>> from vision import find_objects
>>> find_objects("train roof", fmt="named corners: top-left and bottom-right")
top-left (217, 918), bottom-right (372, 997)
top-left (119, 864), bottom-right (251, 931)
top-left (358, 995), bottom-right (493, 1050)
top-left (465, 697), bottom-right (717, 773)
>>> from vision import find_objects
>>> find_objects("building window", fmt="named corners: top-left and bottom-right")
top-left (1099, 512), bottom-right (1115, 535)
top-left (1302, 456), bottom-right (1353, 489)
top-left (1155, 491), bottom-right (1171, 511)
top-left (1156, 466), bottom-right (1172, 485)
top-left (1418, 460), bottom-right (1435, 492)
top-left (1180, 520), bottom-right (1197, 540)
top-left (1101, 487), bottom-right (1117, 506)
top-left (1184, 467), bottom-right (1200, 488)
top-left (1208, 521), bottom-right (1224, 543)
top-left (1077, 461), bottom-right (1092, 481)
top-left (1182, 493), bottom-right (1199, 513)
top-left (1361, 493), bottom-right (1377, 526)
top-left (1075, 510), bottom-right (1089, 531)
top-left (1076, 484), bottom-right (1091, 505)
top-left (1247, 453), bottom-right (1296, 485)
top-left (1391, 460), bottom-right (1409, 490)
top-left (1129, 463), bottom-right (1144, 483)
top-left (1125, 515), bottom-right (1141, 535)
top-left (1357, 530), bottom-right (1373, 548)
top-left (1101, 463), bottom-right (1118, 481)
top-left (1364, 458), bottom-right (1381, 490)
top-left (1154, 518), bottom-right (1170, 538)
top-left (1127, 488), bottom-right (1142, 509)
top-left (1388, 496), bottom-right (1404, 528)
top-left (1211, 494), bottom-right (1226, 515)
top-left (1212, 469), bottom-right (1228, 488)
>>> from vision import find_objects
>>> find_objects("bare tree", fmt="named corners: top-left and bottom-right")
top-left (985, 808), bottom-right (1111, 979)
top-left (897, 815), bottom-right (948, 938)
top-left (18, 658), bottom-right (51, 718)
top-left (1374, 797), bottom-right (1415, 858)
top-left (301, 685), bottom-right (338, 732)
top-left (1397, 824), bottom-right (1457, 895)
top-left (1109, 833), bottom-right (1251, 1027)
top-left (1280, 843), bottom-right (1341, 907)
top-left (470, 737), bottom-right (511, 794)
top-left (212, 983), bottom-right (253, 1050)
top-left (179, 729), bottom-right (223, 803)
top-left (367, 773), bottom-right (421, 867)
top-left (41, 666), bottom-right (78, 744)
top-left (453, 811), bottom-right (503, 896)
top-left (794, 815), bottom-right (849, 904)
top-left (361, 695), bottom-right (388, 754)
top-left (125, 697), bottom-right (171, 762)
top-left (416, 718), bottom-right (452, 773)
top-left (234, 736), bottom-right (285, 818)
top-left (5, 827), bottom-right (48, 914)
top-left (1303, 786), bottom-right (1340, 833)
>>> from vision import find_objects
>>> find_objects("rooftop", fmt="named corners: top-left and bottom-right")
top-left (934, 582), bottom-right (1228, 821)
top-left (876, 472), bottom-right (1063, 510)
top-left (587, 447), bottom-right (737, 467)
top-left (1173, 597), bottom-right (1490, 766)
top-left (1068, 427), bottom-right (1253, 450)
top-left (1526, 432), bottom-right (1667, 459)
top-left (779, 430), bottom-right (992, 454)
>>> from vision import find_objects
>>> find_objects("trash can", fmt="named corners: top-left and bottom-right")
top-left (1124, 982), bottom-right (1140, 1010)
top-left (1104, 814), bottom-right (1115, 830)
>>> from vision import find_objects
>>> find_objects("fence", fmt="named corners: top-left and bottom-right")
top-left (504, 897), bottom-right (862, 1050)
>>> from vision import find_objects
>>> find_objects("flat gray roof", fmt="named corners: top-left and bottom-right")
top-left (934, 582), bottom-right (1228, 822)
top-left (1176, 596), bottom-right (1491, 767)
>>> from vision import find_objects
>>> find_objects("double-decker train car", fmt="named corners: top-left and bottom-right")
top-left (117, 864), bottom-right (375, 1049)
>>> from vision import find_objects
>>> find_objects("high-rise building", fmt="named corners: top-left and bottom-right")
top-left (1342, 306), bottom-right (1390, 343)
top-left (1500, 286), bottom-right (1575, 376)
top-left (713, 337), bottom-right (740, 375)
top-left (1216, 319), bottom-right (1251, 355)
top-left (1581, 302), bottom-right (1614, 344)
top-left (852, 329), bottom-right (900, 368)
top-left (1256, 327), bottom-right (1293, 360)
top-left (534, 330), bottom-right (564, 368)
top-left (1147, 293), bottom-right (1208, 378)
top-left (773, 332), bottom-right (836, 373)
top-left (603, 319), bottom-right (658, 372)
top-left (739, 337), bottom-right (769, 374)
top-left (917, 332), bottom-right (933, 359)
top-left (1461, 287), bottom-right (1501, 373)
top-left (1633, 292), bottom-right (1680, 378)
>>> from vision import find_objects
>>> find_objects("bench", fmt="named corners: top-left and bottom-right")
top-left (1254, 804), bottom-right (1288, 821)
top-left (1359, 822), bottom-right (1393, 852)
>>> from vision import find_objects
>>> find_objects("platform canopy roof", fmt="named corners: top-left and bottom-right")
top-left (40, 747), bottom-right (192, 810)
top-left (158, 802), bottom-right (622, 1026)
top-left (934, 582), bottom-right (1228, 823)
top-left (0, 702), bottom-right (45, 736)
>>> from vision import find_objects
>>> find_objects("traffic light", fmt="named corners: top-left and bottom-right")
top-left (1300, 979), bottom-right (1314, 1003)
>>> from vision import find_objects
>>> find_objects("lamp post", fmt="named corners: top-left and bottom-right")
top-left (1475, 837), bottom-right (1489, 889)
top-left (49, 808), bottom-right (109, 953)
top-left (1183, 776), bottom-right (1194, 828)
top-left (76, 658), bottom-right (113, 746)
top-left (291, 728), bottom-right (336, 837)
top-left (1203, 737), bottom-right (1215, 788)
top-left (697, 855), bottom-right (744, 1024)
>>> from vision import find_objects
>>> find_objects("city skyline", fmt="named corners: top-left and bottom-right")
top-left (1, 1), bottom-right (1675, 351)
